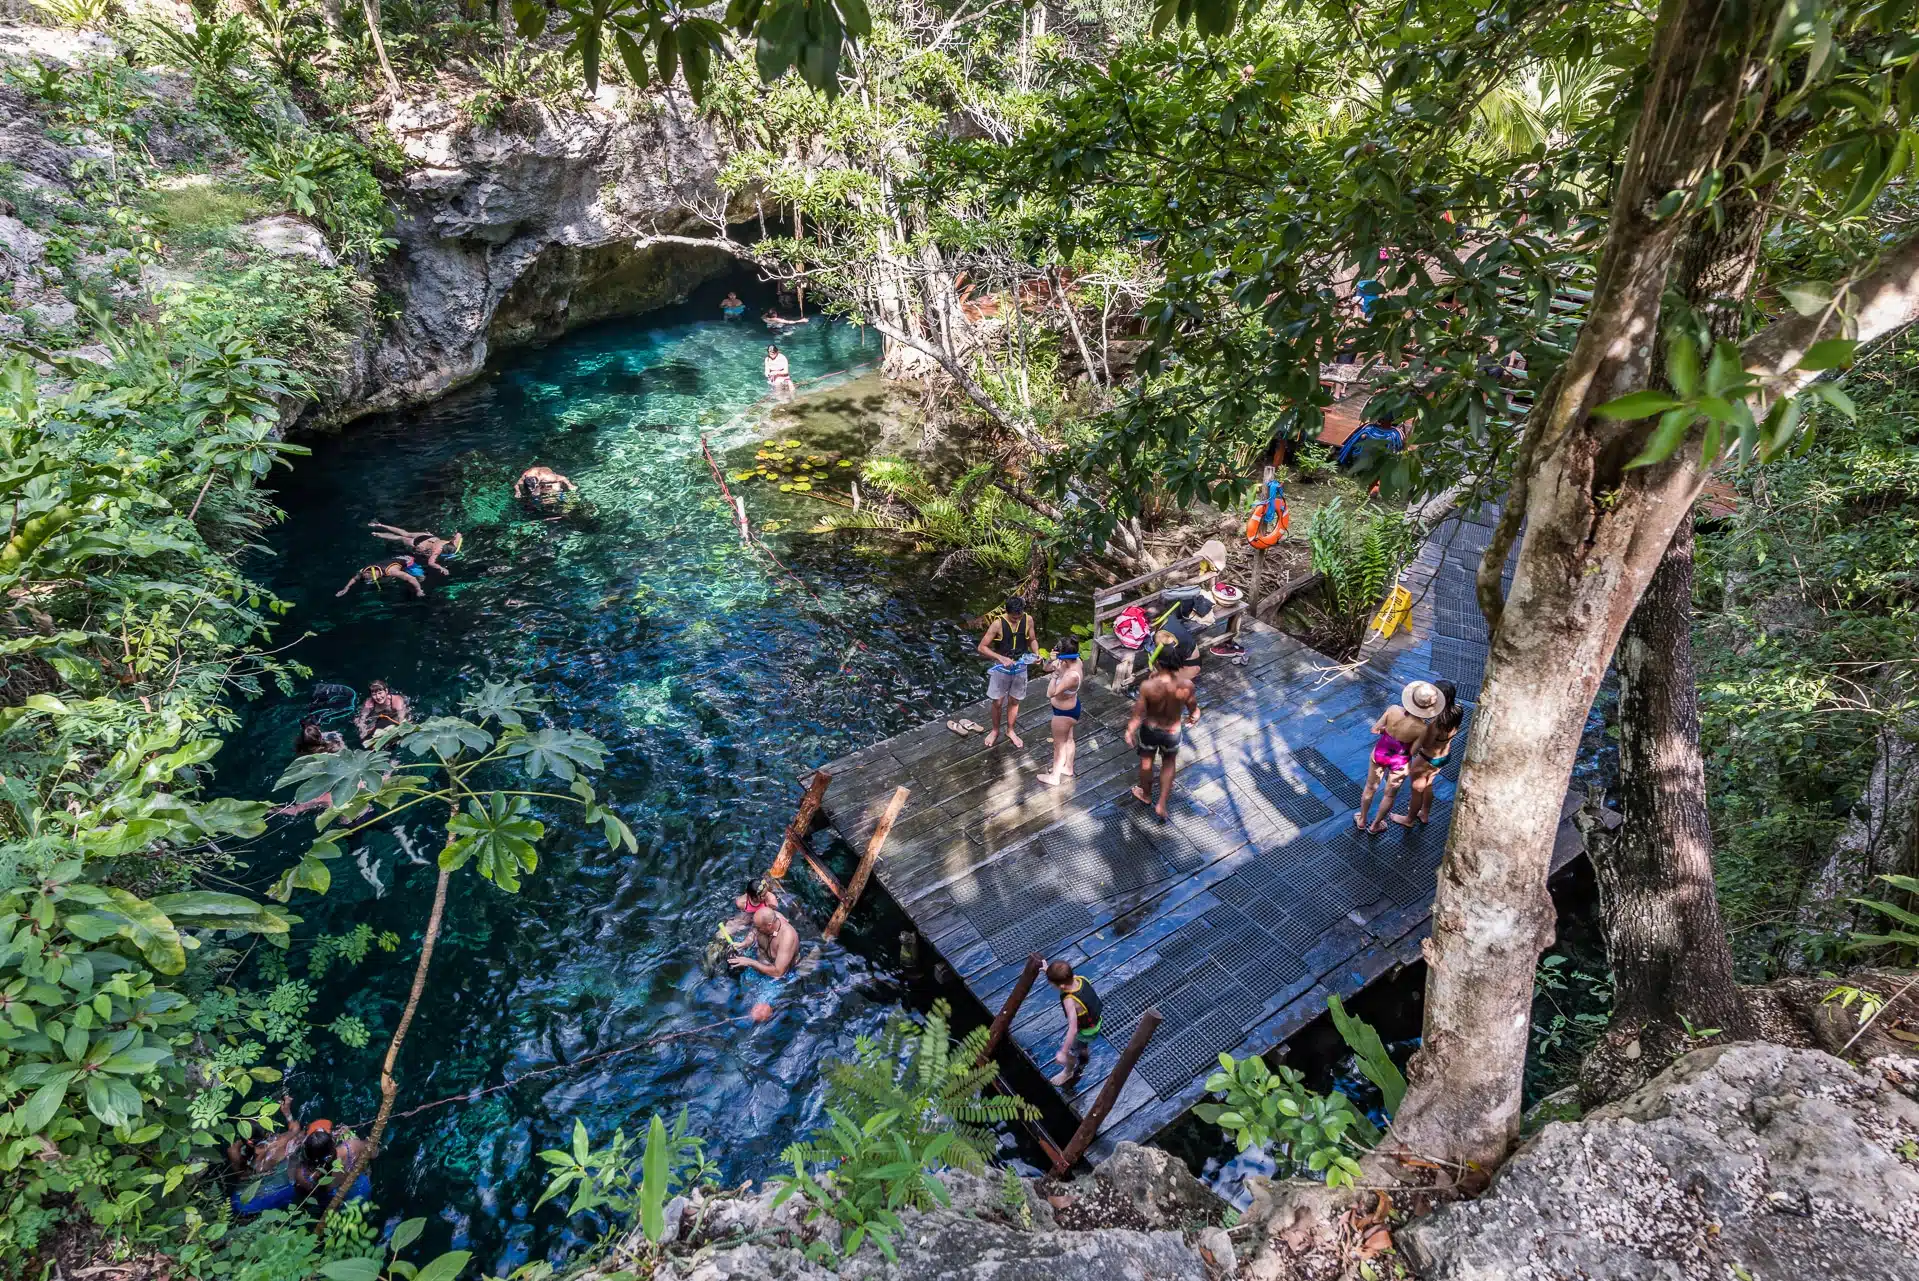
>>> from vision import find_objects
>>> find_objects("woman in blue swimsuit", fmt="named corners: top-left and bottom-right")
top-left (336, 555), bottom-right (425, 597)
top-left (1040, 639), bottom-right (1084, 787)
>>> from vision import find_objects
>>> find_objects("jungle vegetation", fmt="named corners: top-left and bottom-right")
top-left (1, 0), bottom-right (1915, 1271)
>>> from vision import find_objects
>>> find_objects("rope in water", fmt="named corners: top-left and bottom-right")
top-left (350, 1016), bottom-right (748, 1128)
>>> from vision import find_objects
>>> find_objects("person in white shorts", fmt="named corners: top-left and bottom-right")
top-left (977, 593), bottom-right (1039, 748)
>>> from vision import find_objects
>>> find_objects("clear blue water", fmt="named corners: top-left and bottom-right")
top-left (218, 275), bottom-right (1071, 1269)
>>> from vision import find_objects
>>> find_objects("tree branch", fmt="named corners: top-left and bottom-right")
top-left (1743, 231), bottom-right (1919, 405)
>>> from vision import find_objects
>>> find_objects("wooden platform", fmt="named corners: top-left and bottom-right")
top-left (811, 504), bottom-right (1585, 1161)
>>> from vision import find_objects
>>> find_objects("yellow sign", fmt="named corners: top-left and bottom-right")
top-left (1371, 585), bottom-right (1413, 639)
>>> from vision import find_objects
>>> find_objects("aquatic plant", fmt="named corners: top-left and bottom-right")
top-left (535, 1111), bottom-right (714, 1247)
top-left (812, 457), bottom-right (1054, 578)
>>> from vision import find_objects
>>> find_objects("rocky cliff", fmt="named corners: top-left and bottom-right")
top-left (318, 91), bottom-right (742, 426)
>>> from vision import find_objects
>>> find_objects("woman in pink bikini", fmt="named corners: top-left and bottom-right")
top-left (1354, 680), bottom-right (1442, 834)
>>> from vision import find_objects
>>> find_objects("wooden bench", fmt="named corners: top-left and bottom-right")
top-left (1089, 553), bottom-right (1252, 691)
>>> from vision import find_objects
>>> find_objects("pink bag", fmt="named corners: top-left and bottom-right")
top-left (1112, 604), bottom-right (1150, 650)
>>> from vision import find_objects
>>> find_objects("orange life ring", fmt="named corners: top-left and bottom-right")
top-left (1245, 497), bottom-right (1290, 549)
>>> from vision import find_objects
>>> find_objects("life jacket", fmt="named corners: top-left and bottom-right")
top-left (1245, 478), bottom-right (1290, 549)
top-left (1063, 977), bottom-right (1102, 1030)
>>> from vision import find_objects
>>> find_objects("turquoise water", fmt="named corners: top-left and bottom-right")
top-left (219, 275), bottom-right (1065, 1269)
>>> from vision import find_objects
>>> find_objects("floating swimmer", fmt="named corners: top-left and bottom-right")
top-left (336, 555), bottom-right (426, 598)
top-left (513, 465), bottom-right (578, 501)
top-left (367, 521), bottom-right (464, 575)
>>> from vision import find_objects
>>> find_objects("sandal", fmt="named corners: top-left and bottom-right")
top-left (946, 720), bottom-right (977, 736)
top-left (958, 718), bottom-right (987, 734)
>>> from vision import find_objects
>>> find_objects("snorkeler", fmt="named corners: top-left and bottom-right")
top-left (353, 680), bottom-right (411, 744)
top-left (728, 906), bottom-right (799, 980)
top-left (293, 719), bottom-right (345, 757)
top-left (290, 1122), bottom-right (370, 1205)
top-left (703, 880), bottom-right (784, 973)
top-left (762, 310), bottom-right (810, 329)
top-left (336, 556), bottom-right (426, 598)
top-left (514, 466), bottom-right (577, 501)
top-left (367, 522), bottom-right (464, 575)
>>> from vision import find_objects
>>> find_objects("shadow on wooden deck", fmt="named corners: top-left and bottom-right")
top-left (810, 506), bottom-right (1583, 1161)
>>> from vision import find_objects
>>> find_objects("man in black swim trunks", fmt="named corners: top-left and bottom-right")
top-left (514, 466), bottom-right (577, 501)
top-left (1124, 649), bottom-right (1197, 818)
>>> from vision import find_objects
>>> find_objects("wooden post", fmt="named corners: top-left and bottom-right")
top-left (980, 954), bottom-right (1044, 1066)
top-left (822, 786), bottom-right (908, 941)
top-left (769, 769), bottom-right (832, 880)
top-left (1048, 1009), bottom-right (1161, 1177)
top-left (802, 851), bottom-right (844, 900)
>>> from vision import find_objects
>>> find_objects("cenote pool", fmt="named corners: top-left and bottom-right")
top-left (217, 274), bottom-right (1079, 1270)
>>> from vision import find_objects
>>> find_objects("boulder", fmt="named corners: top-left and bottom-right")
top-left (242, 215), bottom-right (338, 267)
top-left (1399, 1043), bottom-right (1919, 1281)
top-left (1094, 1141), bottom-right (1229, 1229)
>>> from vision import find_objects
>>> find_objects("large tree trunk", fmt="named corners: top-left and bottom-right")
top-left (1582, 521), bottom-right (1756, 1104)
top-left (1384, 0), bottom-right (1776, 1178)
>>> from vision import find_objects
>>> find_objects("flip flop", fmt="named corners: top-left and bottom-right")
top-left (946, 720), bottom-right (974, 736)
top-left (958, 719), bottom-right (987, 734)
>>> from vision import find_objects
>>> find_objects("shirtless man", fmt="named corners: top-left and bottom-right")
top-left (336, 555), bottom-right (426, 598)
top-left (353, 680), bottom-right (410, 744)
top-left (368, 522), bottom-right (463, 575)
top-left (728, 906), bottom-right (799, 980)
top-left (514, 465), bottom-right (577, 501)
top-left (226, 1093), bottom-right (304, 1178)
top-left (1124, 650), bottom-right (1198, 818)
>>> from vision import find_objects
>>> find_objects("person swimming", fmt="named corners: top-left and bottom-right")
top-left (353, 680), bottom-right (410, 745)
top-left (721, 291), bottom-right (747, 318)
top-left (514, 465), bottom-right (578, 502)
top-left (293, 719), bottom-right (345, 757)
top-left (728, 906), bottom-right (799, 980)
top-left (763, 344), bottom-right (794, 397)
top-left (762, 310), bottom-right (810, 329)
top-left (336, 556), bottom-right (425, 598)
top-left (367, 522), bottom-right (463, 575)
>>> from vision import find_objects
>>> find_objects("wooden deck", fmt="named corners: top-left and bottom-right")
top-left (811, 504), bottom-right (1584, 1160)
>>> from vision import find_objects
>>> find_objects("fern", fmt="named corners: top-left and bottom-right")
top-left (1309, 496), bottom-right (1416, 619)
top-left (810, 457), bottom-right (1050, 577)
top-left (822, 999), bottom-right (1037, 1175)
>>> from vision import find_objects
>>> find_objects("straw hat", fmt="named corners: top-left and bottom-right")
top-left (1401, 680), bottom-right (1444, 719)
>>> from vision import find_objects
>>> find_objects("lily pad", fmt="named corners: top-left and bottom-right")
top-left (782, 438), bottom-right (801, 447)
top-left (779, 483), bottom-right (794, 492)
top-left (730, 469), bottom-right (757, 482)
top-left (837, 460), bottom-right (854, 468)
top-left (792, 481), bottom-right (812, 492)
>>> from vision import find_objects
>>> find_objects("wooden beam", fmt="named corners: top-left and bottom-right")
top-left (802, 851), bottom-right (844, 901)
top-left (1049, 1008), bottom-right (1161, 1177)
top-left (980, 954), bottom-right (1044, 1066)
top-left (822, 786), bottom-right (908, 941)
top-left (770, 769), bottom-right (832, 880)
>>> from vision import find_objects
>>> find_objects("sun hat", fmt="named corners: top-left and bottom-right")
top-left (1401, 680), bottom-right (1443, 719)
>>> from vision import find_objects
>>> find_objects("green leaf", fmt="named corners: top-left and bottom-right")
top-left (1326, 994), bottom-right (1406, 1113)
top-left (84, 1074), bottom-right (142, 1127)
top-left (1592, 390), bottom-right (1681, 420)
top-left (276, 750), bottom-right (393, 808)
top-left (641, 1112), bottom-right (669, 1242)
top-left (501, 728), bottom-right (605, 782)
top-left (151, 892), bottom-right (288, 935)
top-left (320, 1261), bottom-right (384, 1281)
top-left (1624, 408), bottom-right (1694, 470)
top-left (386, 1218), bottom-right (427, 1256)
top-left (1664, 332), bottom-right (1699, 398)
top-left (1797, 339), bottom-right (1858, 371)
top-left (413, 1252), bottom-right (472, 1281)
top-left (397, 717), bottom-right (494, 761)
top-left (1810, 382), bottom-right (1857, 420)
top-left (440, 793), bottom-right (545, 891)
top-left (464, 680), bottom-right (542, 728)
top-left (21, 1075), bottom-right (74, 1132)
top-left (1778, 281), bottom-right (1832, 316)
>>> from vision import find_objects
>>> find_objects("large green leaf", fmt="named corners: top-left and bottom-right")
top-left (151, 892), bottom-right (289, 936)
top-left (276, 749), bottom-right (394, 807)
top-left (501, 727), bottom-right (605, 781)
top-left (439, 794), bottom-right (545, 892)
top-left (465, 679), bottom-right (543, 729)
top-left (414, 1251), bottom-right (473, 1281)
top-left (398, 716), bottom-right (494, 762)
top-left (84, 1073), bottom-right (144, 1127)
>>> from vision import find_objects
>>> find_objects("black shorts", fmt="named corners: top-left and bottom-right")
top-left (1137, 724), bottom-right (1182, 758)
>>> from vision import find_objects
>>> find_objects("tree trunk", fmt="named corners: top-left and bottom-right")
top-left (325, 864), bottom-right (451, 1214)
top-left (1385, 0), bottom-right (1776, 1178)
top-left (1582, 521), bottom-right (1756, 1103)
top-left (1054, 268), bottom-right (1103, 390)
top-left (363, 0), bottom-right (402, 99)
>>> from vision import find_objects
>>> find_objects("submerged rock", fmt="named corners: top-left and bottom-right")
top-left (1399, 1043), bottom-right (1919, 1281)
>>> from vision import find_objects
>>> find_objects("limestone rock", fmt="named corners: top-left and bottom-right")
top-left (318, 89), bottom-right (743, 428)
top-left (1399, 1042), bottom-right (1919, 1281)
top-left (1094, 1141), bottom-right (1229, 1229)
top-left (242, 215), bottom-right (337, 267)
